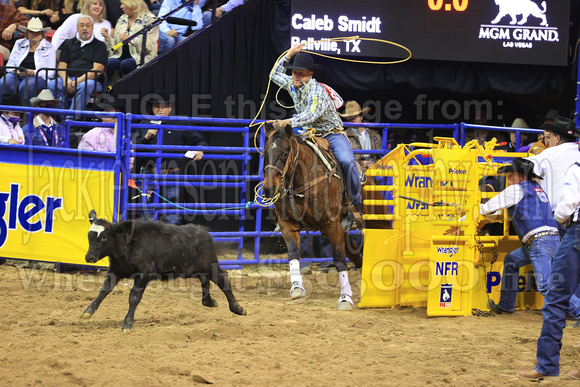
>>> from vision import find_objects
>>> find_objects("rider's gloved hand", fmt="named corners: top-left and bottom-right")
top-left (273, 119), bottom-right (291, 131)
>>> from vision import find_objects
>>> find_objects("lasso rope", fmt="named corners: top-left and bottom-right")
top-left (133, 186), bottom-right (253, 213)
top-left (254, 36), bottom-right (412, 203)
top-left (251, 36), bottom-right (413, 156)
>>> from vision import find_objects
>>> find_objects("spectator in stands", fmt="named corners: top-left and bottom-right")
top-left (158, 0), bottom-right (201, 54)
top-left (542, 109), bottom-right (559, 125)
top-left (0, 18), bottom-right (56, 99)
top-left (48, 15), bottom-right (108, 113)
top-left (59, 0), bottom-right (77, 23)
top-left (16, 0), bottom-right (61, 29)
top-left (103, 0), bottom-right (122, 25)
top-left (528, 130), bottom-right (546, 155)
top-left (199, 0), bottom-right (243, 27)
top-left (51, 0), bottom-right (111, 49)
top-left (22, 88), bottom-right (66, 146)
top-left (78, 93), bottom-right (134, 169)
top-left (340, 100), bottom-right (382, 173)
top-left (0, 4), bottom-right (29, 62)
top-left (0, 93), bottom-right (27, 144)
top-left (103, 0), bottom-right (158, 79)
top-left (538, 109), bottom-right (559, 150)
top-left (498, 118), bottom-right (532, 152)
top-left (70, 0), bottom-right (86, 13)
top-left (134, 90), bottom-right (208, 225)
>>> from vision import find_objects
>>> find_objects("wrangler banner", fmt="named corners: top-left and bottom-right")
top-left (0, 147), bottom-right (117, 266)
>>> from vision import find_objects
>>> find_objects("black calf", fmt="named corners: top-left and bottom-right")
top-left (82, 210), bottom-right (246, 332)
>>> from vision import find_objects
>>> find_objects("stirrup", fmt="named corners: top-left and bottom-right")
top-left (341, 212), bottom-right (353, 232)
top-left (359, 170), bottom-right (367, 185)
top-left (290, 281), bottom-right (306, 299)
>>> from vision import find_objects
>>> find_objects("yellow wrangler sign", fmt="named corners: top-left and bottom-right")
top-left (358, 137), bottom-right (544, 316)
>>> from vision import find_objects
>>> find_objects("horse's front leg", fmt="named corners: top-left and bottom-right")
top-left (280, 222), bottom-right (306, 299)
top-left (327, 222), bottom-right (354, 311)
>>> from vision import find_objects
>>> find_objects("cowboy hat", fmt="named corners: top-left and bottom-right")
top-left (1, 93), bottom-right (30, 107)
top-left (510, 118), bottom-right (528, 128)
top-left (283, 53), bottom-right (323, 73)
top-left (541, 116), bottom-right (579, 138)
top-left (339, 100), bottom-right (370, 119)
top-left (497, 157), bottom-right (542, 180)
top-left (94, 93), bottom-right (124, 111)
top-left (543, 109), bottom-right (559, 122)
top-left (17, 17), bottom-right (51, 34)
top-left (145, 90), bottom-right (174, 105)
top-left (30, 89), bottom-right (60, 107)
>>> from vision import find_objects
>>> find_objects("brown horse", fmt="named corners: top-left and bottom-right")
top-left (262, 123), bottom-right (389, 310)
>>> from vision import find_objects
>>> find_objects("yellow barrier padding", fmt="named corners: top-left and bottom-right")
top-left (359, 138), bottom-right (545, 315)
top-left (0, 163), bottom-right (114, 267)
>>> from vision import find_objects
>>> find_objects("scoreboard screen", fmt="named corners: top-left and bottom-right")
top-left (290, 0), bottom-right (571, 66)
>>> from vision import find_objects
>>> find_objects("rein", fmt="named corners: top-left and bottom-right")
top-left (263, 133), bottom-right (339, 228)
top-left (264, 134), bottom-right (338, 199)
top-left (263, 134), bottom-right (300, 200)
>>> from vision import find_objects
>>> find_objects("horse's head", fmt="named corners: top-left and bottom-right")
top-left (262, 122), bottom-right (295, 199)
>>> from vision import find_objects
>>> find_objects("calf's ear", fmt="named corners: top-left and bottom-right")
top-left (89, 210), bottom-right (97, 223)
top-left (111, 220), bottom-right (136, 244)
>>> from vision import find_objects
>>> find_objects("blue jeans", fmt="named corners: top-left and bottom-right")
top-left (536, 223), bottom-right (580, 376)
top-left (0, 73), bottom-right (47, 99)
top-left (142, 172), bottom-right (181, 225)
top-left (159, 33), bottom-right (187, 53)
top-left (106, 58), bottom-right (137, 78)
top-left (47, 77), bottom-right (103, 111)
top-left (162, 183), bottom-right (180, 226)
top-left (498, 235), bottom-right (559, 312)
top-left (326, 132), bottom-right (362, 212)
top-left (498, 234), bottom-right (580, 317)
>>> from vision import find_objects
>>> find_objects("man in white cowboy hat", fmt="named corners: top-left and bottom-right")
top-left (0, 17), bottom-right (56, 99)
top-left (340, 100), bottom-right (383, 172)
top-left (21, 89), bottom-right (66, 147)
top-left (271, 43), bottom-right (363, 231)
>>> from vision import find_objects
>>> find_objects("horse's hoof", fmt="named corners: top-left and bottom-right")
top-left (203, 299), bottom-right (218, 308)
top-left (80, 312), bottom-right (93, 320)
top-left (290, 282), bottom-right (306, 299)
top-left (122, 327), bottom-right (131, 334)
top-left (231, 305), bottom-right (247, 316)
top-left (338, 294), bottom-right (353, 311)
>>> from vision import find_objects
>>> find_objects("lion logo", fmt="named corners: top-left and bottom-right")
top-left (491, 0), bottom-right (548, 27)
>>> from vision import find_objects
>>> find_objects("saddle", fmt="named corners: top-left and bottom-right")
top-left (298, 135), bottom-right (356, 222)
top-left (301, 135), bottom-right (339, 178)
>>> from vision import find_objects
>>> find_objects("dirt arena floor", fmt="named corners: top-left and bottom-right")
top-left (1, 260), bottom-right (579, 386)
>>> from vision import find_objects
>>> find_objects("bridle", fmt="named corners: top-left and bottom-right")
top-left (263, 132), bottom-right (300, 200)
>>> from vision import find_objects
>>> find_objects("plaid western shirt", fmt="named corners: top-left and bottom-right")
top-left (271, 57), bottom-right (343, 132)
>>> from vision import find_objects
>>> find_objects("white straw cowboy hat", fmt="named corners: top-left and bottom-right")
top-left (30, 89), bottom-right (61, 107)
top-left (339, 100), bottom-right (370, 119)
top-left (17, 17), bottom-right (51, 34)
top-left (510, 118), bottom-right (529, 128)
